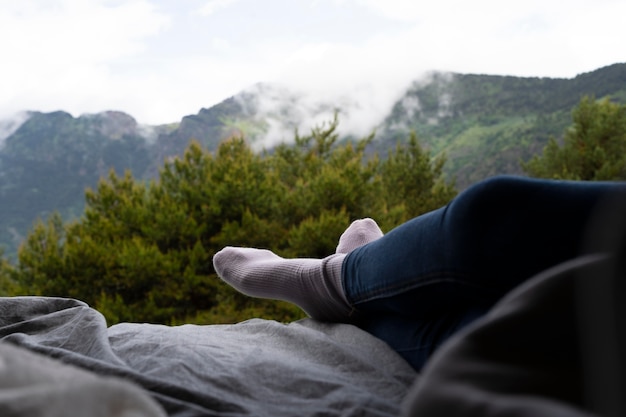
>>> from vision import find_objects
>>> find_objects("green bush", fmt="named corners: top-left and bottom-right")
top-left (522, 96), bottom-right (626, 180)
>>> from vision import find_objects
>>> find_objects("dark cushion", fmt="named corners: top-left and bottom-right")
top-left (401, 254), bottom-right (609, 417)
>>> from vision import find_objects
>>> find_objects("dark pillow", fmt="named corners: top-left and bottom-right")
top-left (401, 254), bottom-right (608, 417)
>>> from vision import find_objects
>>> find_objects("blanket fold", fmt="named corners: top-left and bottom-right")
top-left (0, 296), bottom-right (416, 417)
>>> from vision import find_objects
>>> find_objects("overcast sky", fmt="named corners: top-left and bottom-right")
top-left (1, 0), bottom-right (624, 127)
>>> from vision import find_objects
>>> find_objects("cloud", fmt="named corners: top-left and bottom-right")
top-left (257, 36), bottom-right (428, 142)
top-left (220, 0), bottom-right (626, 149)
top-left (1, 0), bottom-right (624, 130)
top-left (197, 0), bottom-right (240, 16)
top-left (347, 0), bottom-right (626, 77)
top-left (0, 112), bottom-right (32, 149)
top-left (180, 0), bottom-right (625, 150)
top-left (0, 0), bottom-right (169, 122)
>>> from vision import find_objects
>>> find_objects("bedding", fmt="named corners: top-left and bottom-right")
top-left (3, 254), bottom-right (620, 416)
top-left (0, 296), bottom-right (417, 417)
top-left (0, 341), bottom-right (165, 417)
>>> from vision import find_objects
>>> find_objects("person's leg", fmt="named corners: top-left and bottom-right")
top-left (359, 306), bottom-right (488, 370)
top-left (345, 176), bottom-right (626, 370)
top-left (213, 175), bottom-right (626, 370)
top-left (214, 175), bottom-right (626, 320)
top-left (344, 175), bottom-right (626, 318)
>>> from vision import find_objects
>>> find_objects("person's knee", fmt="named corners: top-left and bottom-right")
top-left (467, 175), bottom-right (532, 197)
top-left (451, 175), bottom-right (533, 218)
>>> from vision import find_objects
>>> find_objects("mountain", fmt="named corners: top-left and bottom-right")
top-left (378, 63), bottom-right (626, 184)
top-left (0, 110), bottom-right (174, 256)
top-left (1, 63), bottom-right (625, 257)
top-left (164, 63), bottom-right (626, 186)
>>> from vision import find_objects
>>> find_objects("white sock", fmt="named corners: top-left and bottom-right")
top-left (213, 218), bottom-right (383, 321)
top-left (336, 218), bottom-right (383, 254)
top-left (213, 248), bottom-right (351, 321)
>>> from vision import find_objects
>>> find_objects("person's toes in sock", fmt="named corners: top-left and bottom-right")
top-left (336, 218), bottom-right (383, 254)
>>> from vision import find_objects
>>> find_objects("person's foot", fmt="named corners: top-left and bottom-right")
top-left (213, 218), bottom-right (382, 321)
top-left (213, 248), bottom-right (351, 321)
top-left (336, 218), bottom-right (383, 254)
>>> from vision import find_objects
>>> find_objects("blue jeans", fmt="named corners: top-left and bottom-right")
top-left (342, 175), bottom-right (626, 371)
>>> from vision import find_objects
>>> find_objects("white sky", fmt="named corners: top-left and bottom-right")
top-left (1, 0), bottom-right (625, 126)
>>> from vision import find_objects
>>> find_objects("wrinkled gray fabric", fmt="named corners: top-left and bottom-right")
top-left (0, 296), bottom-right (417, 417)
top-left (0, 341), bottom-right (167, 417)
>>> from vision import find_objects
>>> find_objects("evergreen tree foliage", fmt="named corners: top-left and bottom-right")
top-left (8, 118), bottom-right (457, 324)
top-left (0, 249), bottom-right (17, 295)
top-left (522, 97), bottom-right (626, 180)
top-left (380, 133), bottom-right (456, 229)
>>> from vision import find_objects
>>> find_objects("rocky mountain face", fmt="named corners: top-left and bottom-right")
top-left (1, 63), bottom-right (625, 257)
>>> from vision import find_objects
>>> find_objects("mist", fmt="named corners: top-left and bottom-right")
top-left (235, 63), bottom-right (428, 150)
top-left (0, 112), bottom-right (31, 149)
top-left (234, 60), bottom-right (461, 151)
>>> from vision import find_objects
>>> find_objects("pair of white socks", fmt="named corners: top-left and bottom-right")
top-left (213, 218), bottom-right (383, 321)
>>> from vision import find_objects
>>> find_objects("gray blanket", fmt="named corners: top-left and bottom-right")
top-left (0, 296), bottom-right (417, 417)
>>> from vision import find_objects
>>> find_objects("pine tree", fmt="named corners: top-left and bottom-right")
top-left (379, 133), bottom-right (457, 229)
top-left (522, 97), bottom-right (626, 180)
top-left (0, 249), bottom-right (17, 295)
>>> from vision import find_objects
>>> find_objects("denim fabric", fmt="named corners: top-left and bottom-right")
top-left (342, 175), bottom-right (626, 370)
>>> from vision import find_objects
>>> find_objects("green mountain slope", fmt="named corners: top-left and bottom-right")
top-left (377, 63), bottom-right (626, 186)
top-left (0, 111), bottom-right (162, 255)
